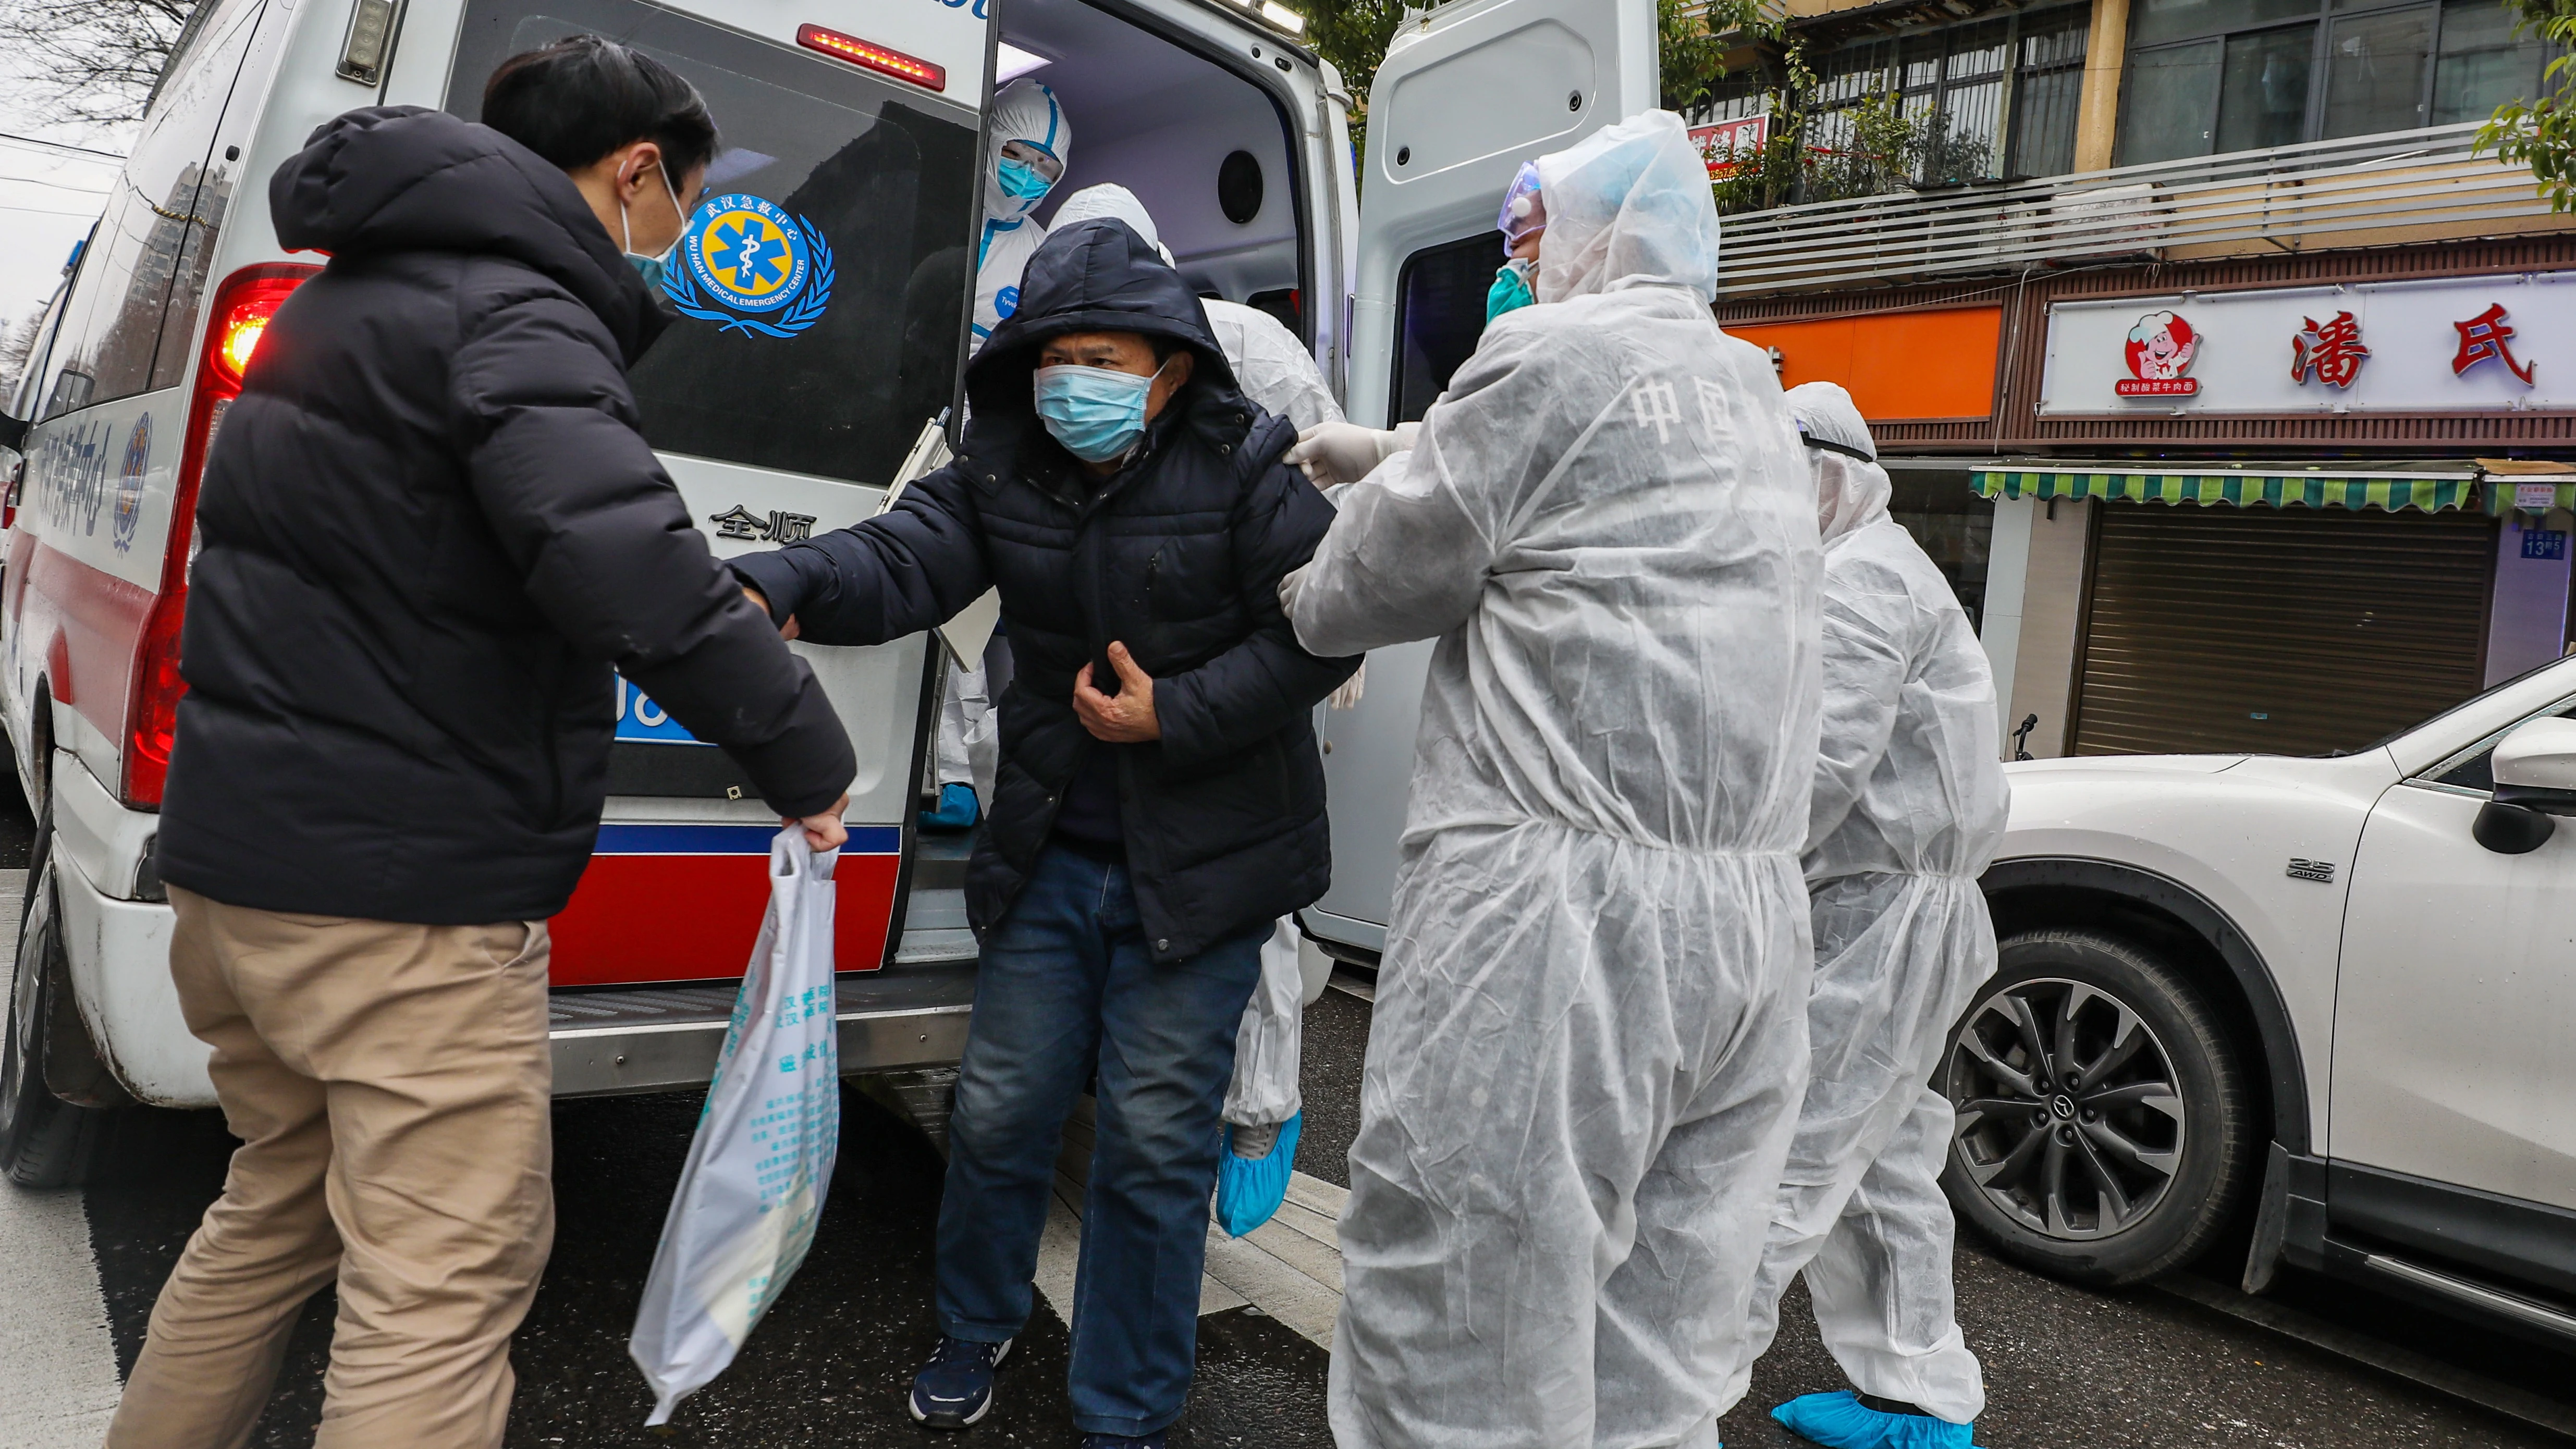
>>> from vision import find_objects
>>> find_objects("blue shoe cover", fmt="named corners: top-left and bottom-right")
top-left (1771, 1391), bottom-right (1977, 1449)
top-left (919, 782), bottom-right (979, 831)
top-left (1215, 1111), bottom-right (1301, 1237)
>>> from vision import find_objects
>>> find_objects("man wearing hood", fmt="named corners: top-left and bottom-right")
top-left (730, 217), bottom-right (1356, 1447)
top-left (116, 39), bottom-right (856, 1449)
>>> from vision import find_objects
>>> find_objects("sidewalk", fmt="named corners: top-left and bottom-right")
top-left (1042, 1096), bottom-right (1346, 1348)
top-left (0, 867), bottom-right (124, 1449)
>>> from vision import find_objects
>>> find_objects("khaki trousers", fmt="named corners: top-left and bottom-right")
top-left (106, 889), bottom-right (555, 1449)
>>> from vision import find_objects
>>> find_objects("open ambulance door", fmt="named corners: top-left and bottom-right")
top-left (1306, 0), bottom-right (1655, 949)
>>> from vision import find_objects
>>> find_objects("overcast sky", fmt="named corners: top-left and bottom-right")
top-left (0, 60), bottom-right (136, 334)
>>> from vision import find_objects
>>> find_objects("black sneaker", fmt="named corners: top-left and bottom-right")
top-left (1080, 1434), bottom-right (1167, 1449)
top-left (907, 1335), bottom-right (1012, 1429)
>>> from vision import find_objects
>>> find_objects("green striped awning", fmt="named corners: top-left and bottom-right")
top-left (1974, 469), bottom-right (2476, 514)
top-left (2485, 480), bottom-right (2576, 515)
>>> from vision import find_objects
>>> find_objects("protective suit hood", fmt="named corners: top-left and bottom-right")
top-left (1786, 382), bottom-right (1893, 546)
top-left (1051, 183), bottom-right (1177, 265)
top-left (1534, 109), bottom-right (1723, 305)
top-left (982, 78), bottom-right (1070, 228)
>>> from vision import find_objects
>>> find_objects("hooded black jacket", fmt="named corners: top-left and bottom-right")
top-left (732, 220), bottom-right (1357, 962)
top-left (156, 107), bottom-right (855, 924)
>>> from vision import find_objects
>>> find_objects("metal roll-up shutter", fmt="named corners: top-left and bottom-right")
top-left (2073, 505), bottom-right (2496, 757)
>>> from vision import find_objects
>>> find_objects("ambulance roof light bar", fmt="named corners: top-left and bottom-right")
top-left (1220, 0), bottom-right (1306, 36)
top-left (796, 24), bottom-right (946, 91)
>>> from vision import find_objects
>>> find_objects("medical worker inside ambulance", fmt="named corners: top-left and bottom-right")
top-left (921, 78), bottom-right (1077, 836)
top-left (1278, 110), bottom-right (1824, 1449)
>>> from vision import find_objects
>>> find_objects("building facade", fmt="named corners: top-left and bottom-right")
top-left (1707, 0), bottom-right (2576, 757)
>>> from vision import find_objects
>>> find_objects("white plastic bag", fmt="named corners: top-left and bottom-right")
top-left (1222, 918), bottom-right (1305, 1128)
top-left (629, 828), bottom-right (842, 1425)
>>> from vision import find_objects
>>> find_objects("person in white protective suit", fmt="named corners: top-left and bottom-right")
top-left (1728, 381), bottom-right (2010, 1449)
top-left (1049, 182), bottom-right (1340, 1234)
top-left (927, 78), bottom-right (1076, 831)
top-left (971, 77), bottom-right (1072, 350)
top-left (1278, 110), bottom-right (1823, 1449)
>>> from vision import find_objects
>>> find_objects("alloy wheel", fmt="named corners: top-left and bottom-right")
top-left (1945, 976), bottom-right (2185, 1240)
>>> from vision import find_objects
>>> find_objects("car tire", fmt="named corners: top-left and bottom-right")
top-left (1, 868), bottom-right (113, 1188)
top-left (1939, 927), bottom-right (2253, 1287)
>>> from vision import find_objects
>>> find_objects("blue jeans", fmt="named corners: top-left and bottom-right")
top-left (936, 843), bottom-right (1265, 1436)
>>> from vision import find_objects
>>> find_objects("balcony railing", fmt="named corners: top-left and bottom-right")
top-left (1714, 122), bottom-right (2564, 297)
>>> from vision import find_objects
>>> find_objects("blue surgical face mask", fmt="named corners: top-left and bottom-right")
top-left (1487, 257), bottom-right (1536, 324)
top-left (1034, 361), bottom-right (1167, 464)
top-left (997, 157), bottom-right (1054, 204)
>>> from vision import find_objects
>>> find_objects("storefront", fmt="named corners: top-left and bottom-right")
top-left (1977, 467), bottom-right (2501, 756)
top-left (1716, 242), bottom-right (2576, 760)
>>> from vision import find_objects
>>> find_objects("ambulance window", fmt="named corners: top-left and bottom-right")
top-left (446, 1), bottom-right (980, 488)
top-left (1391, 232), bottom-right (1503, 424)
top-left (36, 0), bottom-right (257, 419)
top-left (11, 287), bottom-right (70, 420)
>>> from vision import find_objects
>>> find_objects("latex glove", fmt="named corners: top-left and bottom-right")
top-left (1284, 420), bottom-right (1418, 488)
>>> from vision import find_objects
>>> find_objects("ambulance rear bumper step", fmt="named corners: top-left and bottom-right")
top-left (546, 963), bottom-right (977, 1097)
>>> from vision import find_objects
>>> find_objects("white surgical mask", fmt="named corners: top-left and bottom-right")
top-left (621, 158), bottom-right (684, 293)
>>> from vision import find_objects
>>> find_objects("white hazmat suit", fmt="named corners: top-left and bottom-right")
top-left (1726, 381), bottom-right (2009, 1428)
top-left (1282, 111), bottom-right (1822, 1449)
top-left (971, 78), bottom-right (1071, 349)
top-left (932, 80), bottom-right (1074, 820)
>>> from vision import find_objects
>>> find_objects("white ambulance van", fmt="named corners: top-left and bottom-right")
top-left (0, 0), bottom-right (1648, 1184)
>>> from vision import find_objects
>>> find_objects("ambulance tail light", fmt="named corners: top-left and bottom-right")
top-left (121, 263), bottom-right (319, 808)
top-left (796, 25), bottom-right (945, 91)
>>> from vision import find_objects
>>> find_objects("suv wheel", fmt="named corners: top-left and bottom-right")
top-left (1940, 928), bottom-right (2252, 1287)
top-left (1, 868), bottom-right (113, 1187)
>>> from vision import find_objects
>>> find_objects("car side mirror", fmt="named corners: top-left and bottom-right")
top-left (2474, 717), bottom-right (2576, 853)
top-left (0, 412), bottom-right (25, 455)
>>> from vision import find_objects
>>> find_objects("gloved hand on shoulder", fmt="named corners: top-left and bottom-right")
top-left (1283, 421), bottom-right (1419, 488)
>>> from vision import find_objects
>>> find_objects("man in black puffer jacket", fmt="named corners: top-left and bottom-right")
top-left (731, 218), bottom-right (1355, 1446)
top-left (124, 41), bottom-right (853, 1449)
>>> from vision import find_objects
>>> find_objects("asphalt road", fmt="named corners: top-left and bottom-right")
top-left (5, 973), bottom-right (2570, 1448)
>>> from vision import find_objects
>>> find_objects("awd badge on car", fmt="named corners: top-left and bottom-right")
top-left (2285, 858), bottom-right (2336, 883)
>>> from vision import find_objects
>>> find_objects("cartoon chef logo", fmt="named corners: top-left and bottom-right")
top-left (2117, 311), bottom-right (2200, 397)
top-left (663, 192), bottom-right (836, 339)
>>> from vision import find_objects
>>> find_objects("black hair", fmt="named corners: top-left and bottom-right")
top-left (482, 35), bottom-right (717, 183)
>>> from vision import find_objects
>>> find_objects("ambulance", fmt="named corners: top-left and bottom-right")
top-left (0, 0), bottom-right (1651, 1184)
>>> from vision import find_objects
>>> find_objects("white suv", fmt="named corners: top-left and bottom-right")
top-left (1951, 654), bottom-right (2576, 1350)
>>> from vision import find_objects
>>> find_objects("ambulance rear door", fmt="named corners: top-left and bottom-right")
top-left (401, 0), bottom-right (990, 984)
top-left (1306, 0), bottom-right (1653, 950)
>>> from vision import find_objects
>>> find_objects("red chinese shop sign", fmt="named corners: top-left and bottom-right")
top-left (2039, 274), bottom-right (2574, 416)
top-left (1688, 114), bottom-right (1769, 180)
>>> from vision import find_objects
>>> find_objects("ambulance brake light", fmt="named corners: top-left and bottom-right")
top-left (120, 263), bottom-right (319, 807)
top-left (796, 25), bottom-right (946, 91)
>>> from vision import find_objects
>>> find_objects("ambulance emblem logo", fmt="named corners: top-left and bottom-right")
top-left (112, 414), bottom-right (149, 552)
top-left (663, 192), bottom-right (836, 339)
